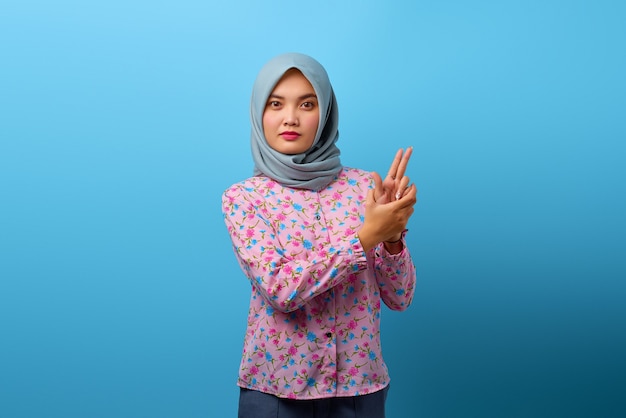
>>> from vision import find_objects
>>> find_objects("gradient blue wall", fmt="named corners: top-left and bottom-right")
top-left (1, 1), bottom-right (625, 417)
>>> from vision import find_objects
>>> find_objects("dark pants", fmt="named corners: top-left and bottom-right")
top-left (238, 386), bottom-right (389, 418)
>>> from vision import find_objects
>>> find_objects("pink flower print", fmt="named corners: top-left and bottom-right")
top-left (246, 228), bottom-right (255, 238)
top-left (276, 213), bottom-right (286, 221)
top-left (344, 228), bottom-right (355, 237)
top-left (333, 192), bottom-right (342, 200)
top-left (311, 354), bottom-right (319, 361)
top-left (269, 328), bottom-right (277, 335)
top-left (349, 367), bottom-right (358, 376)
top-left (288, 345), bottom-right (298, 356)
top-left (288, 392), bottom-right (297, 400)
top-left (250, 366), bottom-right (259, 375)
top-left (347, 320), bottom-right (357, 330)
top-left (359, 352), bottom-right (366, 358)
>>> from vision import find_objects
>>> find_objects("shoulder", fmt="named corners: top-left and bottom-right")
top-left (330, 167), bottom-right (374, 188)
top-left (223, 176), bottom-right (274, 198)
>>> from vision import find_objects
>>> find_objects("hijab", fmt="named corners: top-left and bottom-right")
top-left (250, 53), bottom-right (342, 191)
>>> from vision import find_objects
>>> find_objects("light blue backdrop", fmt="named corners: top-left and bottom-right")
top-left (1, 1), bottom-right (625, 417)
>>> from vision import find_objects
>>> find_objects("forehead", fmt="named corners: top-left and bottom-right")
top-left (271, 68), bottom-right (315, 93)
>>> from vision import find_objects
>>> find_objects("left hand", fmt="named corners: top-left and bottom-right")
top-left (375, 147), bottom-right (413, 205)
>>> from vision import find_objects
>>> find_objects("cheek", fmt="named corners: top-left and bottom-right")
top-left (305, 113), bottom-right (320, 134)
top-left (262, 113), bottom-right (277, 133)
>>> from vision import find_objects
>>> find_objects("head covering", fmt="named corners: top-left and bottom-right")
top-left (250, 52), bottom-right (342, 191)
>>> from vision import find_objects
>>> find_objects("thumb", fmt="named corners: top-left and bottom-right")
top-left (371, 171), bottom-right (383, 200)
top-left (366, 186), bottom-right (376, 206)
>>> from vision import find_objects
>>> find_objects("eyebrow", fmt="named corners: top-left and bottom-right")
top-left (268, 93), bottom-right (318, 100)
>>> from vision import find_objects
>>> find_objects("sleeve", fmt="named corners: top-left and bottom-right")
top-left (372, 231), bottom-right (416, 311)
top-left (222, 185), bottom-right (369, 313)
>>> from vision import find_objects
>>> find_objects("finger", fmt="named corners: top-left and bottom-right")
top-left (385, 149), bottom-right (403, 180)
top-left (395, 184), bottom-right (417, 207)
top-left (395, 147), bottom-right (413, 181)
top-left (366, 187), bottom-right (376, 206)
top-left (395, 176), bottom-right (410, 200)
top-left (371, 171), bottom-right (384, 201)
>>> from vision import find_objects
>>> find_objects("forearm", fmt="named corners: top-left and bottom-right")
top-left (375, 237), bottom-right (416, 311)
top-left (235, 236), bottom-right (368, 312)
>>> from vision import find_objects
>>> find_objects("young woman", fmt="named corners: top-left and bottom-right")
top-left (222, 52), bottom-right (418, 418)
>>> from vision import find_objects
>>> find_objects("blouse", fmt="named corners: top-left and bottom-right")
top-left (221, 167), bottom-right (416, 400)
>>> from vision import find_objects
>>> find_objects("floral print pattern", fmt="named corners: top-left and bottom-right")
top-left (222, 167), bottom-right (416, 399)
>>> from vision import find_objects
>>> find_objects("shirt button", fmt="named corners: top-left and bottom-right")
top-left (316, 214), bottom-right (321, 220)
top-left (325, 332), bottom-right (332, 338)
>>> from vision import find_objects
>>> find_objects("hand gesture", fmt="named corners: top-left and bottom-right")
top-left (359, 148), bottom-right (418, 252)
top-left (376, 147), bottom-right (413, 204)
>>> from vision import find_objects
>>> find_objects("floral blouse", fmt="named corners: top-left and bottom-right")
top-left (221, 167), bottom-right (416, 400)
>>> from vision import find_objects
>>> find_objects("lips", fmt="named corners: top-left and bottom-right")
top-left (280, 131), bottom-right (300, 140)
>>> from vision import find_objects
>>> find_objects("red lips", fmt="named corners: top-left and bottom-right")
top-left (280, 131), bottom-right (300, 140)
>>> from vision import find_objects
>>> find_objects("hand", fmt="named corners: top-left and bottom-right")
top-left (358, 148), bottom-right (418, 252)
top-left (376, 147), bottom-right (413, 205)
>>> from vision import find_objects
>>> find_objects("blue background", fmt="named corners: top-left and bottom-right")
top-left (1, 1), bottom-right (625, 417)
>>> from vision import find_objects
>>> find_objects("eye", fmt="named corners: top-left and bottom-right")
top-left (301, 101), bottom-right (316, 110)
top-left (267, 100), bottom-right (282, 109)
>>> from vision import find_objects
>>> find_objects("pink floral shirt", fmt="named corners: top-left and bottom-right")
top-left (221, 167), bottom-right (416, 400)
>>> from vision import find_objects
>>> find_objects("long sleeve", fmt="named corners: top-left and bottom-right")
top-left (223, 168), bottom-right (418, 400)
top-left (222, 182), bottom-right (369, 313)
top-left (372, 233), bottom-right (416, 311)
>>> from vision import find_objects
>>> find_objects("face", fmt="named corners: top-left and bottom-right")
top-left (262, 69), bottom-right (320, 155)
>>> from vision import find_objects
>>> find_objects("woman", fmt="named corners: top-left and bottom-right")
top-left (222, 52), bottom-right (418, 418)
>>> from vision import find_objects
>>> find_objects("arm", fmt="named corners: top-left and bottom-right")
top-left (373, 231), bottom-right (416, 311)
top-left (222, 186), bottom-right (368, 313)
top-left (358, 148), bottom-right (418, 310)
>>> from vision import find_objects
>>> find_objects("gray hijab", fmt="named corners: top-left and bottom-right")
top-left (250, 53), bottom-right (342, 191)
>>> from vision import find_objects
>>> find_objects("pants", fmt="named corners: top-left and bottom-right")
top-left (238, 386), bottom-right (389, 418)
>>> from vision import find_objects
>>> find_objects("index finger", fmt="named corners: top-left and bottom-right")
top-left (395, 147), bottom-right (413, 180)
top-left (386, 149), bottom-right (403, 179)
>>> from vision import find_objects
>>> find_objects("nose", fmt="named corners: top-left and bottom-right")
top-left (283, 107), bottom-right (298, 126)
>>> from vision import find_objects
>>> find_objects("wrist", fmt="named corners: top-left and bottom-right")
top-left (384, 229), bottom-right (408, 244)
